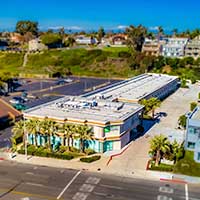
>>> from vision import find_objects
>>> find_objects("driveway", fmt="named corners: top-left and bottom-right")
top-left (105, 84), bottom-right (199, 176)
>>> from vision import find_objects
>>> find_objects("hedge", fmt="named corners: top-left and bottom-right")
top-left (18, 146), bottom-right (74, 160)
top-left (80, 155), bottom-right (101, 163)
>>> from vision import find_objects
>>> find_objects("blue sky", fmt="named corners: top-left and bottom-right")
top-left (0, 0), bottom-right (200, 31)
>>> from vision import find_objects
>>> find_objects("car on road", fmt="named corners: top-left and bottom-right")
top-left (56, 78), bottom-right (73, 85)
top-left (9, 96), bottom-right (26, 104)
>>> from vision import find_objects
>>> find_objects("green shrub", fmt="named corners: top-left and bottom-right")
top-left (150, 163), bottom-right (174, 172)
top-left (84, 148), bottom-right (96, 155)
top-left (12, 133), bottom-right (23, 145)
top-left (80, 155), bottom-right (101, 163)
top-left (118, 51), bottom-right (131, 58)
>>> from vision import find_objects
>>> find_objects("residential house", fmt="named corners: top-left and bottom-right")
top-left (75, 35), bottom-right (97, 45)
top-left (185, 106), bottom-right (200, 163)
top-left (112, 34), bottom-right (127, 46)
top-left (142, 38), bottom-right (162, 56)
top-left (28, 39), bottom-right (48, 52)
top-left (185, 36), bottom-right (200, 59)
top-left (161, 37), bottom-right (188, 58)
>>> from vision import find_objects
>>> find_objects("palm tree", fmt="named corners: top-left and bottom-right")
top-left (172, 28), bottom-right (178, 37)
top-left (171, 140), bottom-right (183, 164)
top-left (59, 123), bottom-right (75, 150)
top-left (76, 125), bottom-right (93, 153)
top-left (150, 98), bottom-right (161, 117)
top-left (141, 97), bottom-right (161, 117)
top-left (40, 117), bottom-right (59, 151)
top-left (26, 119), bottom-right (41, 147)
top-left (149, 134), bottom-right (170, 166)
top-left (12, 120), bottom-right (27, 147)
top-left (158, 26), bottom-right (164, 35)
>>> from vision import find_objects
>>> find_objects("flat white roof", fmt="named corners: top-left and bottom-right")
top-left (89, 73), bottom-right (178, 102)
top-left (24, 96), bottom-right (143, 125)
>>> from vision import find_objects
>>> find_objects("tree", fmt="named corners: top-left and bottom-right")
top-left (190, 102), bottom-right (197, 111)
top-left (97, 27), bottom-right (105, 42)
top-left (158, 26), bottom-right (164, 35)
top-left (16, 20), bottom-right (38, 35)
top-left (76, 125), bottom-right (93, 153)
top-left (59, 123), bottom-right (75, 150)
top-left (171, 140), bottom-right (184, 163)
top-left (40, 118), bottom-right (59, 151)
top-left (41, 33), bottom-right (62, 48)
top-left (12, 120), bottom-right (27, 147)
top-left (172, 28), bottom-right (178, 37)
top-left (178, 115), bottom-right (187, 129)
top-left (65, 36), bottom-right (76, 47)
top-left (198, 92), bottom-right (200, 100)
top-left (149, 134), bottom-right (170, 166)
top-left (126, 25), bottom-right (147, 52)
top-left (26, 119), bottom-right (41, 147)
top-left (141, 97), bottom-right (161, 117)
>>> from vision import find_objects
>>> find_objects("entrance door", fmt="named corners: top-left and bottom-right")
top-left (103, 141), bottom-right (113, 152)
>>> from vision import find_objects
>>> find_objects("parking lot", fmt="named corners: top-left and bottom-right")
top-left (3, 77), bottom-right (121, 109)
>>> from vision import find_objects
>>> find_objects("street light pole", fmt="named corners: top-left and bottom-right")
top-left (24, 119), bottom-right (28, 160)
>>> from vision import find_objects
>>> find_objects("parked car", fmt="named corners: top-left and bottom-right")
top-left (9, 96), bottom-right (26, 104)
top-left (56, 78), bottom-right (73, 85)
top-left (12, 103), bottom-right (28, 111)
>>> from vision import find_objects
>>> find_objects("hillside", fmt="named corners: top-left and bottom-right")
top-left (0, 47), bottom-right (200, 81)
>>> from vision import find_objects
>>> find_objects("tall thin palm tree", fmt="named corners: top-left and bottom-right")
top-left (12, 120), bottom-right (27, 147)
top-left (149, 134), bottom-right (170, 166)
top-left (40, 117), bottom-right (59, 151)
top-left (76, 125), bottom-right (94, 153)
top-left (59, 123), bottom-right (75, 149)
top-left (26, 119), bottom-right (41, 147)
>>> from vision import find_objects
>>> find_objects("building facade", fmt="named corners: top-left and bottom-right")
top-left (161, 38), bottom-right (188, 58)
top-left (142, 39), bottom-right (162, 56)
top-left (23, 96), bottom-right (144, 153)
top-left (28, 39), bottom-right (48, 52)
top-left (185, 106), bottom-right (200, 163)
top-left (185, 36), bottom-right (200, 59)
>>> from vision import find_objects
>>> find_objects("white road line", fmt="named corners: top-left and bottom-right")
top-left (57, 170), bottom-right (81, 200)
top-left (100, 184), bottom-right (122, 190)
top-left (185, 184), bottom-right (189, 200)
top-left (25, 172), bottom-right (34, 175)
top-left (26, 182), bottom-right (44, 187)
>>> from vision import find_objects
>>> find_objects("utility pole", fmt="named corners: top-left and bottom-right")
top-left (24, 119), bottom-right (28, 160)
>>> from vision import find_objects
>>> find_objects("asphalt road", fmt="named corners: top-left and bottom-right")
top-left (0, 160), bottom-right (199, 200)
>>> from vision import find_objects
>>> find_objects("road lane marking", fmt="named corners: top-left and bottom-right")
top-left (85, 177), bottom-right (100, 185)
top-left (157, 195), bottom-right (173, 200)
top-left (100, 184), bottom-right (122, 190)
top-left (185, 184), bottom-right (189, 200)
top-left (72, 192), bottom-right (88, 200)
top-left (159, 186), bottom-right (174, 194)
top-left (25, 182), bottom-right (44, 187)
top-left (25, 172), bottom-right (34, 175)
top-left (79, 184), bottom-right (95, 193)
top-left (56, 170), bottom-right (81, 200)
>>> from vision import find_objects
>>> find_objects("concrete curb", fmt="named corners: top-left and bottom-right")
top-left (106, 142), bottom-right (132, 166)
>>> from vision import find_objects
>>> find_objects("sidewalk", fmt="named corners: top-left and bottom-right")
top-left (1, 151), bottom-right (200, 183)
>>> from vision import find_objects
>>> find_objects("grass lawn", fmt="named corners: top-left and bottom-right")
top-left (173, 151), bottom-right (200, 177)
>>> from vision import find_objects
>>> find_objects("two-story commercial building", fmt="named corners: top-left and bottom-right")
top-left (185, 106), bottom-right (200, 163)
top-left (23, 96), bottom-right (144, 153)
top-left (23, 73), bottom-right (179, 153)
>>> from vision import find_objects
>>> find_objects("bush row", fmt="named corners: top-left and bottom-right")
top-left (80, 155), bottom-right (101, 163)
top-left (18, 146), bottom-right (74, 160)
